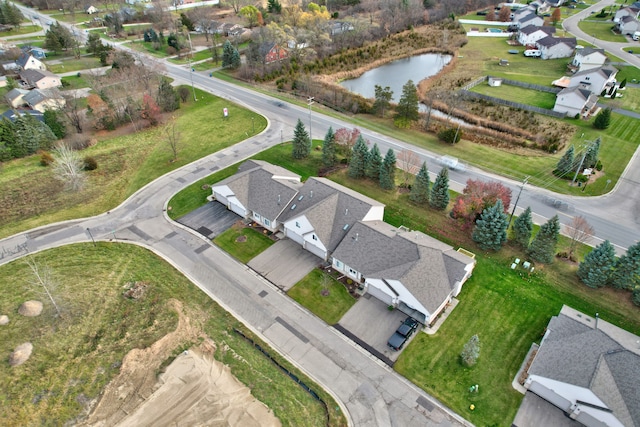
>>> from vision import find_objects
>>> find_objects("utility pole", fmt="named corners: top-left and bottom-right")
top-left (186, 30), bottom-right (197, 102)
top-left (508, 176), bottom-right (529, 230)
top-left (307, 96), bottom-right (314, 144)
top-left (572, 140), bottom-right (593, 185)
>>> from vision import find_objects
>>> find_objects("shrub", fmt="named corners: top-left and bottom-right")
top-left (39, 150), bottom-right (54, 166)
top-left (438, 127), bottom-right (462, 144)
top-left (83, 156), bottom-right (98, 171)
top-left (460, 334), bottom-right (480, 367)
top-left (633, 286), bottom-right (640, 306)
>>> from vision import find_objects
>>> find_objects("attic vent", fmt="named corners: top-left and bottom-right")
top-left (290, 204), bottom-right (297, 210)
top-left (278, 194), bottom-right (281, 205)
top-left (345, 208), bottom-right (349, 216)
top-left (298, 195), bottom-right (304, 201)
top-left (343, 224), bottom-right (349, 231)
top-left (353, 233), bottom-right (359, 241)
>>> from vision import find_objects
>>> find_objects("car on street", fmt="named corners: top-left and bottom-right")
top-left (387, 317), bottom-right (419, 351)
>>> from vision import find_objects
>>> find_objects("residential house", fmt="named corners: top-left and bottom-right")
top-left (530, 0), bottom-right (551, 15)
top-left (1, 60), bottom-right (19, 73)
top-left (85, 5), bottom-right (99, 14)
top-left (331, 221), bottom-right (476, 325)
top-left (328, 21), bottom-right (354, 36)
top-left (545, 0), bottom-right (566, 6)
top-left (569, 47), bottom-right (607, 73)
top-left (211, 160), bottom-right (302, 232)
top-left (278, 178), bottom-right (385, 260)
top-left (614, 6), bottom-right (640, 23)
top-left (568, 65), bottom-right (618, 94)
top-left (512, 5), bottom-right (537, 21)
top-left (5, 88), bottom-right (29, 108)
top-left (0, 109), bottom-right (45, 122)
top-left (27, 47), bottom-right (46, 59)
top-left (0, 75), bottom-right (7, 88)
top-left (616, 15), bottom-right (640, 35)
top-left (19, 69), bottom-right (61, 90)
top-left (518, 26), bottom-right (555, 46)
top-left (513, 12), bottom-right (544, 29)
top-left (16, 53), bottom-right (46, 71)
top-left (523, 305), bottom-right (640, 427)
top-left (553, 86), bottom-right (599, 117)
top-left (23, 89), bottom-right (65, 112)
top-left (259, 42), bottom-right (288, 64)
top-left (536, 36), bottom-right (577, 59)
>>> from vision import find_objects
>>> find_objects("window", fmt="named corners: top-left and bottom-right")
top-left (295, 221), bottom-right (300, 228)
top-left (254, 213), bottom-right (261, 220)
top-left (349, 268), bottom-right (357, 275)
top-left (335, 260), bottom-right (343, 268)
top-left (312, 235), bottom-right (317, 241)
top-left (264, 219), bottom-right (271, 227)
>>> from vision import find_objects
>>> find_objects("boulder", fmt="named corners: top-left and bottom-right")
top-left (18, 301), bottom-right (43, 317)
top-left (9, 342), bottom-right (33, 367)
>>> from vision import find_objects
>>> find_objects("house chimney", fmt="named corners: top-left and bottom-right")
top-left (595, 312), bottom-right (599, 330)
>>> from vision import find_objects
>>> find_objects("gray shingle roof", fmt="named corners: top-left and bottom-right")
top-left (5, 88), bottom-right (28, 102)
top-left (537, 36), bottom-right (577, 48)
top-left (332, 221), bottom-right (474, 312)
top-left (23, 89), bottom-right (47, 106)
top-left (529, 312), bottom-right (640, 426)
top-left (577, 47), bottom-right (605, 57)
top-left (20, 69), bottom-right (57, 85)
top-left (520, 25), bottom-right (555, 35)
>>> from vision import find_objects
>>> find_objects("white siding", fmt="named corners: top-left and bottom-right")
top-left (366, 279), bottom-right (394, 305)
top-left (304, 233), bottom-right (327, 259)
top-left (284, 215), bottom-right (312, 246)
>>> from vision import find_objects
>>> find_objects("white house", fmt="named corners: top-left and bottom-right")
top-left (513, 12), bottom-right (544, 29)
top-left (19, 69), bottom-right (61, 90)
top-left (614, 6), bottom-right (640, 23)
top-left (530, 0), bottom-right (551, 15)
top-left (85, 5), bottom-right (99, 14)
top-left (568, 65), bottom-right (618, 94)
top-left (553, 86), bottom-right (599, 117)
top-left (331, 221), bottom-right (475, 325)
top-left (536, 36), bottom-right (576, 59)
top-left (570, 47), bottom-right (607, 73)
top-left (518, 26), bottom-right (555, 46)
top-left (16, 53), bottom-right (46, 71)
top-left (23, 89), bottom-right (66, 112)
top-left (523, 306), bottom-right (640, 427)
top-left (210, 160), bottom-right (302, 231)
top-left (279, 178), bottom-right (385, 260)
top-left (617, 15), bottom-right (640, 35)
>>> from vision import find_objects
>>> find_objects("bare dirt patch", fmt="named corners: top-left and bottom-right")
top-left (9, 343), bottom-right (33, 367)
top-left (18, 301), bottom-right (43, 317)
top-left (0, 315), bottom-right (8, 325)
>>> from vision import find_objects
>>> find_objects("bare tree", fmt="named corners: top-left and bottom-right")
top-left (397, 149), bottom-right (421, 187)
top-left (52, 143), bottom-right (85, 191)
top-left (164, 117), bottom-right (181, 162)
top-left (62, 92), bottom-right (85, 133)
top-left (565, 216), bottom-right (595, 259)
top-left (25, 256), bottom-right (62, 317)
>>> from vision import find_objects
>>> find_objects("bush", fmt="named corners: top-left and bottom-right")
top-left (39, 150), bottom-right (54, 166)
top-left (595, 160), bottom-right (603, 171)
top-left (437, 127), bottom-right (462, 144)
top-left (633, 286), bottom-right (640, 306)
top-left (83, 156), bottom-right (98, 171)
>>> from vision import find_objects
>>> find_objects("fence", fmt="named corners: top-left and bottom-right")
top-left (459, 90), bottom-right (567, 118)
top-left (498, 78), bottom-right (562, 94)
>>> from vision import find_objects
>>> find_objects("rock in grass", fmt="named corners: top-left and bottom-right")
top-left (9, 343), bottom-right (33, 367)
top-left (18, 301), bottom-right (43, 317)
top-left (0, 315), bottom-right (8, 325)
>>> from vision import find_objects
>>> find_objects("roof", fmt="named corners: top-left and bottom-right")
top-left (16, 53), bottom-right (37, 68)
top-left (557, 86), bottom-right (593, 101)
top-left (576, 47), bottom-right (606, 58)
top-left (20, 69), bottom-right (58, 84)
top-left (621, 15), bottom-right (639, 24)
top-left (331, 221), bottom-right (475, 313)
top-left (520, 25), bottom-right (555, 35)
top-left (529, 307), bottom-right (640, 427)
top-left (0, 109), bottom-right (45, 122)
top-left (517, 12), bottom-right (542, 24)
top-left (572, 65), bottom-right (618, 80)
top-left (5, 88), bottom-right (28, 102)
top-left (23, 89), bottom-right (61, 106)
top-left (279, 177), bottom-right (384, 252)
top-left (537, 36), bottom-right (577, 48)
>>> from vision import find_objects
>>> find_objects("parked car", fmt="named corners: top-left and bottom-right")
top-left (387, 317), bottom-right (419, 351)
top-left (524, 49), bottom-right (542, 57)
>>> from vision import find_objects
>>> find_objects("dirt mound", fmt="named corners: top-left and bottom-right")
top-left (0, 315), bottom-right (8, 325)
top-left (9, 342), bottom-right (33, 367)
top-left (18, 301), bottom-right (43, 317)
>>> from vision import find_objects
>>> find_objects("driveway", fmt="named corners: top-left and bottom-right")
top-left (248, 239), bottom-right (321, 290)
top-left (176, 201), bottom-right (240, 239)
top-left (513, 392), bottom-right (581, 427)
top-left (337, 295), bottom-right (415, 366)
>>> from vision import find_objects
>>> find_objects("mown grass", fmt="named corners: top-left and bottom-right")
top-left (0, 88), bottom-right (267, 239)
top-left (60, 74), bottom-right (92, 91)
top-left (288, 269), bottom-right (356, 325)
top-left (616, 64), bottom-right (640, 83)
top-left (169, 48), bottom-right (219, 64)
top-left (213, 224), bottom-right (274, 263)
top-left (601, 86), bottom-right (640, 111)
top-left (0, 25), bottom-right (41, 36)
top-left (578, 20), bottom-right (627, 42)
top-left (471, 83), bottom-right (557, 109)
top-left (0, 243), bottom-right (344, 427)
top-left (46, 56), bottom-right (102, 74)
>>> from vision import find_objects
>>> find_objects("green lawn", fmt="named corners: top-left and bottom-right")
top-left (0, 244), bottom-right (344, 427)
top-left (169, 48), bottom-right (219, 65)
top-left (578, 20), bottom-right (627, 42)
top-left (288, 269), bottom-right (356, 325)
top-left (213, 224), bottom-right (275, 263)
top-left (46, 56), bottom-right (103, 73)
top-left (0, 25), bottom-right (41, 36)
top-left (601, 86), bottom-right (640, 112)
top-left (126, 40), bottom-right (171, 58)
top-left (616, 64), bottom-right (640, 84)
top-left (60, 74), bottom-right (92, 90)
top-left (471, 83), bottom-right (557, 109)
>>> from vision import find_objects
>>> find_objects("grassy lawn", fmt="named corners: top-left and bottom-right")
top-left (578, 20), bottom-right (627, 42)
top-left (471, 83), bottom-right (557, 109)
top-left (60, 74), bottom-right (92, 90)
top-left (0, 88), bottom-right (267, 239)
top-left (169, 48), bottom-right (218, 64)
top-left (288, 269), bottom-right (356, 325)
top-left (0, 243), bottom-right (344, 427)
top-left (616, 64), bottom-right (640, 84)
top-left (0, 25), bottom-right (41, 36)
top-left (46, 56), bottom-right (103, 74)
top-left (601, 86), bottom-right (640, 111)
top-left (213, 224), bottom-right (275, 263)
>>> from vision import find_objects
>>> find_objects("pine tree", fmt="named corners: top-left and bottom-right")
top-left (0, 117), bottom-right (16, 161)
top-left (584, 137), bottom-right (601, 168)
top-left (577, 240), bottom-right (616, 288)
top-left (556, 145), bottom-right (575, 176)
top-left (395, 80), bottom-right (419, 127)
top-left (13, 114), bottom-right (56, 157)
top-left (373, 85), bottom-right (393, 118)
top-left (348, 135), bottom-right (368, 179)
top-left (472, 199), bottom-right (508, 251)
top-left (365, 143), bottom-right (382, 180)
top-left (321, 127), bottom-right (336, 167)
top-left (410, 162), bottom-right (430, 204)
top-left (429, 167), bottom-right (450, 210)
top-left (633, 286), bottom-right (640, 306)
top-left (594, 108), bottom-right (611, 130)
top-left (610, 242), bottom-right (640, 290)
top-left (43, 110), bottom-right (66, 139)
top-left (527, 215), bottom-right (560, 264)
top-left (157, 78), bottom-right (180, 112)
top-left (222, 40), bottom-right (240, 69)
top-left (379, 148), bottom-right (396, 190)
top-left (460, 334), bottom-right (480, 367)
top-left (292, 119), bottom-right (310, 159)
top-left (512, 206), bottom-right (533, 249)
top-left (620, 78), bottom-right (627, 89)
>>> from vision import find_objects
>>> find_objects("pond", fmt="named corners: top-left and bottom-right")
top-left (339, 53), bottom-right (452, 102)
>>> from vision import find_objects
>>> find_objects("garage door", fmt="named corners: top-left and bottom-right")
top-left (367, 282), bottom-right (394, 306)
top-left (214, 192), bottom-right (228, 206)
top-left (229, 200), bottom-right (245, 217)
top-left (305, 242), bottom-right (326, 260)
top-left (285, 226), bottom-right (305, 246)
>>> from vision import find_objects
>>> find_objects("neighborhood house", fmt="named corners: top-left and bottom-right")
top-left (553, 86), bottom-right (598, 117)
top-left (569, 47), bottom-right (607, 73)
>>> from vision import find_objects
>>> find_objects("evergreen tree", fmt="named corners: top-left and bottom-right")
top-left (157, 78), bottom-right (180, 112)
top-left (379, 148), bottom-right (396, 190)
top-left (429, 167), bottom-right (450, 210)
top-left (321, 126), bottom-right (336, 167)
top-left (365, 143), bottom-right (382, 180)
top-left (460, 334), bottom-right (480, 367)
top-left (610, 242), bottom-right (640, 290)
top-left (556, 145), bottom-right (575, 176)
top-left (44, 29), bottom-right (63, 54)
top-left (593, 107), bottom-right (611, 129)
top-left (584, 137), bottom-right (601, 168)
top-left (180, 13), bottom-right (195, 31)
top-left (620, 78), bottom-right (627, 89)
top-left (373, 85), bottom-right (393, 118)
top-left (43, 110), bottom-right (66, 139)
top-left (222, 40), bottom-right (240, 69)
top-left (14, 114), bottom-right (56, 157)
top-left (395, 80), bottom-right (419, 127)
top-left (1, 1), bottom-right (23, 28)
top-left (348, 135), bottom-right (368, 179)
top-left (512, 206), bottom-right (533, 249)
top-left (267, 0), bottom-right (282, 13)
top-left (633, 286), bottom-right (640, 306)
top-left (527, 215), bottom-right (560, 264)
top-left (0, 118), bottom-right (16, 161)
top-left (472, 199), bottom-right (508, 251)
top-left (410, 162), bottom-right (430, 204)
top-left (577, 240), bottom-right (616, 288)
top-left (292, 119), bottom-right (310, 159)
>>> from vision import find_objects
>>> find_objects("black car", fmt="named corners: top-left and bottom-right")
top-left (387, 317), bottom-right (419, 351)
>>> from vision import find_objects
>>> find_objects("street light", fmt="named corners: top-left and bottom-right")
top-left (307, 96), bottom-right (314, 143)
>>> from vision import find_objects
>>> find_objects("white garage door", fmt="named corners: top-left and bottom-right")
top-left (229, 201), bottom-right (245, 217)
top-left (305, 242), bottom-right (326, 260)
top-left (285, 227), bottom-right (305, 246)
top-left (214, 192), bottom-right (228, 206)
top-left (367, 283), bottom-right (394, 306)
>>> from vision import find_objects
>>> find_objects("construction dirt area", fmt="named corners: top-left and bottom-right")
top-left (79, 299), bottom-right (281, 427)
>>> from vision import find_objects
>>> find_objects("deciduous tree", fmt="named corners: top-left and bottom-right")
top-left (410, 162), bottom-right (430, 204)
top-left (565, 216), bottom-right (594, 259)
top-left (25, 256), bottom-right (62, 317)
top-left (512, 207), bottom-right (533, 249)
top-left (577, 240), bottom-right (616, 288)
top-left (452, 180), bottom-right (512, 227)
top-left (473, 199), bottom-right (508, 251)
top-left (292, 118), bottom-right (310, 159)
top-left (335, 127), bottom-right (360, 161)
top-left (397, 149), bottom-right (420, 187)
top-left (430, 167), bottom-right (450, 210)
top-left (527, 215), bottom-right (560, 264)
top-left (52, 143), bottom-right (85, 191)
top-left (498, 6), bottom-right (511, 22)
top-left (373, 85), bottom-right (393, 118)
top-left (551, 7), bottom-right (562, 25)
top-left (610, 242), bottom-right (640, 290)
top-left (164, 116), bottom-right (180, 162)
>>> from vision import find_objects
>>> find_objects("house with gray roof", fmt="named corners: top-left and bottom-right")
top-left (568, 66), bottom-right (618, 95)
top-left (523, 305), bottom-right (640, 427)
top-left (614, 6), bottom-right (640, 23)
top-left (211, 160), bottom-right (302, 231)
top-left (5, 88), bottom-right (29, 108)
top-left (570, 48), bottom-right (608, 73)
top-left (331, 221), bottom-right (475, 325)
top-left (536, 36), bottom-right (577, 60)
top-left (513, 12), bottom-right (544, 30)
top-left (518, 26), bottom-right (555, 47)
top-left (553, 86), bottom-right (599, 117)
top-left (23, 88), bottom-right (65, 112)
top-left (16, 52), bottom-right (46, 71)
top-left (19, 69), bottom-right (61, 90)
top-left (616, 15), bottom-right (640, 35)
